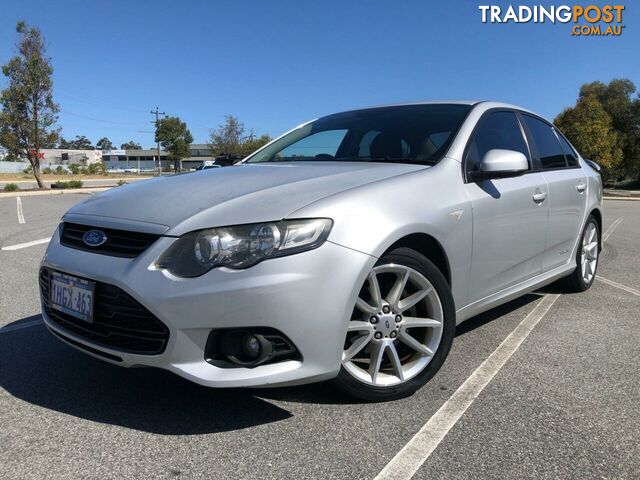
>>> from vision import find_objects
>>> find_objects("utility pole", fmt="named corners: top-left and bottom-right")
top-left (150, 107), bottom-right (165, 175)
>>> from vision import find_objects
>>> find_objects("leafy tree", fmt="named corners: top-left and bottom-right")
top-left (120, 140), bottom-right (141, 150)
top-left (68, 135), bottom-right (93, 150)
top-left (577, 79), bottom-right (640, 181)
top-left (209, 115), bottom-right (271, 157)
top-left (241, 132), bottom-right (271, 155)
top-left (555, 95), bottom-right (623, 182)
top-left (209, 115), bottom-right (244, 155)
top-left (0, 21), bottom-right (59, 188)
top-left (58, 136), bottom-right (71, 148)
top-left (96, 137), bottom-right (113, 151)
top-left (155, 116), bottom-right (193, 172)
top-left (2, 152), bottom-right (21, 161)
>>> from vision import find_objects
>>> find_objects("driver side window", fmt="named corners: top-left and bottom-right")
top-left (466, 111), bottom-right (530, 172)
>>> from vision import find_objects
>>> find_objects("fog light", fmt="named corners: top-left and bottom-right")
top-left (242, 334), bottom-right (262, 359)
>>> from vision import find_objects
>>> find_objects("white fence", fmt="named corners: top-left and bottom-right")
top-left (0, 161), bottom-right (29, 173)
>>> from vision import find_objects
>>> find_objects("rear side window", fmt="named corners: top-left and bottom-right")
top-left (521, 115), bottom-right (567, 169)
top-left (465, 111), bottom-right (529, 172)
top-left (556, 132), bottom-right (579, 167)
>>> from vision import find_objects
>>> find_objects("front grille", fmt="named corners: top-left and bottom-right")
top-left (60, 222), bottom-right (160, 258)
top-left (40, 268), bottom-right (169, 355)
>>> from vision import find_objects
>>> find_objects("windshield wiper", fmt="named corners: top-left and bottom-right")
top-left (336, 157), bottom-right (436, 166)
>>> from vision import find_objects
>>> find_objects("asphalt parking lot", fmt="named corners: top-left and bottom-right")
top-left (0, 194), bottom-right (638, 479)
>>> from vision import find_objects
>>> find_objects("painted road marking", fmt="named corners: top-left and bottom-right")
top-left (596, 276), bottom-right (640, 297)
top-left (0, 318), bottom-right (43, 334)
top-left (602, 217), bottom-right (623, 242)
top-left (1, 237), bottom-right (51, 251)
top-left (375, 294), bottom-right (560, 480)
top-left (16, 197), bottom-right (25, 224)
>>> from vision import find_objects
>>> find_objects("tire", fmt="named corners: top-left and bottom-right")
top-left (559, 215), bottom-right (600, 293)
top-left (332, 247), bottom-right (456, 402)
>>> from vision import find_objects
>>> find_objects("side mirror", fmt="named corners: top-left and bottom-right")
top-left (469, 149), bottom-right (529, 181)
top-left (584, 158), bottom-right (601, 172)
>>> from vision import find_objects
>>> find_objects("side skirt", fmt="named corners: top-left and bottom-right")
top-left (455, 263), bottom-right (574, 324)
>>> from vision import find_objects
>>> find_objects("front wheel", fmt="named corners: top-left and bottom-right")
top-left (333, 248), bottom-right (456, 402)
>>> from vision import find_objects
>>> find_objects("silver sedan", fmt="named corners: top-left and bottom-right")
top-left (40, 101), bottom-right (602, 401)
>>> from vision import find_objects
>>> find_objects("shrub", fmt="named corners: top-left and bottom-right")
top-left (54, 165), bottom-right (66, 175)
top-left (68, 163), bottom-right (80, 174)
top-left (22, 165), bottom-right (33, 174)
top-left (3, 183), bottom-right (19, 192)
top-left (51, 180), bottom-right (83, 189)
top-left (117, 179), bottom-right (126, 186)
top-left (87, 163), bottom-right (105, 175)
top-left (42, 167), bottom-right (52, 174)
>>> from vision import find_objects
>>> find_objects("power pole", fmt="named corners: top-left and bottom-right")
top-left (150, 107), bottom-right (166, 175)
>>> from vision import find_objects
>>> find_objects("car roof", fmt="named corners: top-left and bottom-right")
top-left (331, 100), bottom-right (538, 117)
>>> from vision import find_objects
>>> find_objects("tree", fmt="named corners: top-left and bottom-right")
top-left (555, 95), bottom-right (623, 182)
top-left (557, 78), bottom-right (640, 183)
top-left (96, 137), bottom-right (113, 151)
top-left (241, 132), bottom-right (271, 155)
top-left (578, 79), bottom-right (640, 181)
top-left (120, 140), bottom-right (141, 150)
top-left (209, 115), bottom-right (244, 155)
top-left (155, 116), bottom-right (193, 172)
top-left (58, 136), bottom-right (71, 148)
top-left (209, 115), bottom-right (271, 157)
top-left (68, 135), bottom-right (93, 150)
top-left (0, 21), bottom-right (59, 188)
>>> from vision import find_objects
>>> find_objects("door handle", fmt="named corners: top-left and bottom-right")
top-left (532, 191), bottom-right (547, 203)
top-left (576, 183), bottom-right (586, 193)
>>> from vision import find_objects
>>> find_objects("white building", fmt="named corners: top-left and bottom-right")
top-left (36, 148), bottom-right (103, 167)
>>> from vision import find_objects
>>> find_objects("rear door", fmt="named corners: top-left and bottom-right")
top-left (463, 110), bottom-right (549, 303)
top-left (519, 114), bottom-right (587, 272)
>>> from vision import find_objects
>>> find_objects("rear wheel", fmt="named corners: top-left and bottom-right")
top-left (333, 248), bottom-right (455, 402)
top-left (560, 216), bottom-right (600, 292)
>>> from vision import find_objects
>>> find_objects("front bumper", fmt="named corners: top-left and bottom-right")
top-left (40, 227), bottom-right (376, 388)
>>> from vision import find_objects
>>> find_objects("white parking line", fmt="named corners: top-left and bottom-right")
top-left (375, 294), bottom-right (560, 480)
top-left (1, 237), bottom-right (51, 251)
top-left (596, 276), bottom-right (640, 297)
top-left (16, 197), bottom-right (25, 224)
top-left (0, 318), bottom-right (43, 334)
top-left (602, 217), bottom-right (623, 242)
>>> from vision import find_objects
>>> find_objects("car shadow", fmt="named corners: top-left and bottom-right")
top-left (0, 315), bottom-right (291, 435)
top-left (0, 293), bottom-right (551, 422)
top-left (454, 293), bottom-right (541, 337)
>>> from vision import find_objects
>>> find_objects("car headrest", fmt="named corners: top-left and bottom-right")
top-left (370, 133), bottom-right (404, 160)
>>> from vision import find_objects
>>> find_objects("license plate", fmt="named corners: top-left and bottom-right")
top-left (49, 271), bottom-right (95, 323)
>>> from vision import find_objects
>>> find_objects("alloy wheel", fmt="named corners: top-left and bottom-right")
top-left (581, 222), bottom-right (598, 284)
top-left (342, 264), bottom-right (444, 387)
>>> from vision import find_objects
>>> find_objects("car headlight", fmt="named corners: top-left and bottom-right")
top-left (157, 218), bottom-right (333, 277)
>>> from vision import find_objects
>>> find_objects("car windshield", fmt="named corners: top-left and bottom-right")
top-left (245, 104), bottom-right (472, 165)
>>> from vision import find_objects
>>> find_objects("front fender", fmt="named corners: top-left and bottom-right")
top-left (288, 157), bottom-right (472, 309)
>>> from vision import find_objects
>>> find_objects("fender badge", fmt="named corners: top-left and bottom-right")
top-left (450, 210), bottom-right (464, 221)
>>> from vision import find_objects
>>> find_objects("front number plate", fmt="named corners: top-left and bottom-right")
top-left (49, 271), bottom-right (95, 323)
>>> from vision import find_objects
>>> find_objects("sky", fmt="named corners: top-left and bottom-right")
top-left (0, 0), bottom-right (638, 148)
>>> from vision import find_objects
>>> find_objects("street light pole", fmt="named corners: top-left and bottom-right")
top-left (150, 107), bottom-right (166, 176)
